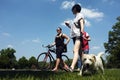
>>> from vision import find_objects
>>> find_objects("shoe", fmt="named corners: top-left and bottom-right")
top-left (69, 67), bottom-right (73, 72)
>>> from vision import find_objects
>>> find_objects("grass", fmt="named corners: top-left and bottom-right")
top-left (0, 69), bottom-right (120, 80)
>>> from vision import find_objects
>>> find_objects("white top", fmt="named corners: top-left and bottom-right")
top-left (70, 13), bottom-right (84, 38)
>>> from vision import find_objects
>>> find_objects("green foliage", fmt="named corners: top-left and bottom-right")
top-left (28, 56), bottom-right (37, 69)
top-left (0, 48), bottom-right (38, 69)
top-left (104, 16), bottom-right (120, 68)
top-left (18, 56), bottom-right (29, 69)
top-left (0, 48), bottom-right (17, 69)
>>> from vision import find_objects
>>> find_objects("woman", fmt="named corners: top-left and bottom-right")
top-left (51, 27), bottom-right (70, 71)
top-left (65, 4), bottom-right (85, 72)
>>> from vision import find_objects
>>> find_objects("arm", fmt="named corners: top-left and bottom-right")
top-left (50, 42), bottom-right (56, 47)
top-left (62, 34), bottom-right (70, 45)
top-left (83, 35), bottom-right (91, 41)
top-left (84, 32), bottom-right (91, 41)
top-left (79, 18), bottom-right (84, 34)
top-left (87, 37), bottom-right (91, 41)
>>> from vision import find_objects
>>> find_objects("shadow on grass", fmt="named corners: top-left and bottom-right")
top-left (0, 69), bottom-right (68, 79)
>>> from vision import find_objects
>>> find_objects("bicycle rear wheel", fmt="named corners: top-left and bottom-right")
top-left (37, 52), bottom-right (51, 70)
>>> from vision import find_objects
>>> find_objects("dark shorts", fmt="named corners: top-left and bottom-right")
top-left (72, 36), bottom-right (82, 44)
top-left (56, 46), bottom-right (64, 59)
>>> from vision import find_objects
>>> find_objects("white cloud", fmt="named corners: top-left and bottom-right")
top-left (60, 22), bottom-right (65, 26)
top-left (85, 19), bottom-right (91, 27)
top-left (81, 8), bottom-right (104, 20)
top-left (61, 1), bottom-right (75, 9)
top-left (2, 32), bottom-right (11, 37)
top-left (81, 8), bottom-right (104, 26)
top-left (7, 44), bottom-right (14, 48)
top-left (32, 38), bottom-right (41, 43)
top-left (102, 0), bottom-right (115, 5)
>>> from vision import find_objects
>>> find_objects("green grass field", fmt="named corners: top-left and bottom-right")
top-left (0, 69), bottom-right (120, 80)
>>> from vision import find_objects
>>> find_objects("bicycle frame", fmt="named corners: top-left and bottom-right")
top-left (46, 50), bottom-right (55, 62)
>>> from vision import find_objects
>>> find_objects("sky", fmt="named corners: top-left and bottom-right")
top-left (0, 0), bottom-right (120, 60)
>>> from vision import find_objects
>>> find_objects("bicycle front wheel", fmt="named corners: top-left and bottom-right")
top-left (37, 52), bottom-right (51, 70)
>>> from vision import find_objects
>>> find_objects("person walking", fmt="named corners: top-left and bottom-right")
top-left (50, 27), bottom-right (70, 72)
top-left (65, 4), bottom-right (85, 72)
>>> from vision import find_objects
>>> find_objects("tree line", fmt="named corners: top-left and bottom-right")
top-left (0, 48), bottom-right (37, 69)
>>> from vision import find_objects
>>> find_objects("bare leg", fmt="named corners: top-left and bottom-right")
top-left (70, 40), bottom-right (81, 70)
top-left (61, 59), bottom-right (69, 69)
top-left (52, 58), bottom-right (60, 71)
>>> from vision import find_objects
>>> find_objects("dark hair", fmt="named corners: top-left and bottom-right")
top-left (72, 4), bottom-right (81, 12)
top-left (57, 27), bottom-right (62, 31)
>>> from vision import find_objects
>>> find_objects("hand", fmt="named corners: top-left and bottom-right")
top-left (65, 22), bottom-right (70, 27)
top-left (47, 45), bottom-right (51, 48)
top-left (48, 44), bottom-right (54, 48)
top-left (81, 31), bottom-right (84, 34)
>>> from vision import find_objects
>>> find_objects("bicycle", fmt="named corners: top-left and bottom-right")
top-left (37, 45), bottom-right (70, 71)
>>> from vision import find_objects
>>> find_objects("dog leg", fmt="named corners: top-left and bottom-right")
top-left (78, 65), bottom-right (83, 76)
top-left (100, 65), bottom-right (104, 74)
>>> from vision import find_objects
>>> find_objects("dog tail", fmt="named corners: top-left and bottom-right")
top-left (97, 52), bottom-right (104, 58)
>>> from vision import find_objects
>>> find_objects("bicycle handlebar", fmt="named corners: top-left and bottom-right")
top-left (42, 45), bottom-right (56, 53)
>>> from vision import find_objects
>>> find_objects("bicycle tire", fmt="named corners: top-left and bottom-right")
top-left (61, 54), bottom-right (70, 67)
top-left (37, 52), bottom-right (52, 70)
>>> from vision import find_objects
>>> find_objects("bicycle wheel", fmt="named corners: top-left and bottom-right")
top-left (37, 52), bottom-right (51, 70)
top-left (61, 54), bottom-right (70, 67)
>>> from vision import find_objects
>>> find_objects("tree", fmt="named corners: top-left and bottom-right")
top-left (104, 16), bottom-right (120, 68)
top-left (28, 56), bottom-right (37, 69)
top-left (18, 56), bottom-right (29, 69)
top-left (0, 48), bottom-right (17, 69)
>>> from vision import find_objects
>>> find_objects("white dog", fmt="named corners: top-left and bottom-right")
top-left (78, 52), bottom-right (104, 76)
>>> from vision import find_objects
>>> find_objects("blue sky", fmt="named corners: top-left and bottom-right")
top-left (0, 0), bottom-right (120, 60)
